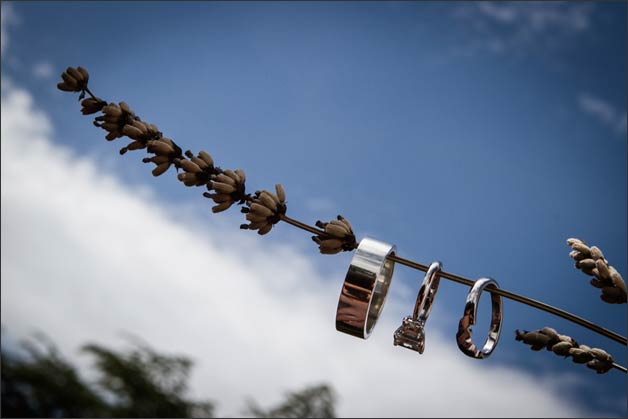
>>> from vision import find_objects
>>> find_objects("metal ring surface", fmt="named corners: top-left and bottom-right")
top-left (336, 237), bottom-right (396, 339)
top-left (456, 277), bottom-right (503, 359)
top-left (413, 261), bottom-right (442, 323)
top-left (393, 261), bottom-right (442, 353)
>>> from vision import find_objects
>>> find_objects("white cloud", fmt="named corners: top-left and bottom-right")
top-left (477, 2), bottom-right (518, 24)
top-left (475, 2), bottom-right (592, 33)
top-left (32, 61), bottom-right (55, 79)
top-left (578, 93), bottom-right (627, 136)
top-left (450, 2), bottom-right (595, 58)
top-left (1, 79), bottom-right (608, 417)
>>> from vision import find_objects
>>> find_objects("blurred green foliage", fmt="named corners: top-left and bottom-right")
top-left (1, 333), bottom-right (335, 418)
top-left (247, 384), bottom-right (336, 418)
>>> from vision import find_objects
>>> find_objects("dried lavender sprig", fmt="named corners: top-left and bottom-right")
top-left (516, 327), bottom-right (619, 374)
top-left (57, 66), bottom-right (627, 359)
top-left (239, 185), bottom-right (287, 235)
top-left (204, 169), bottom-right (248, 213)
top-left (312, 215), bottom-right (357, 254)
top-left (57, 66), bottom-right (89, 98)
top-left (176, 150), bottom-right (221, 187)
top-left (80, 97), bottom-right (107, 115)
top-left (60, 67), bottom-right (186, 170)
top-left (60, 66), bottom-right (233, 200)
top-left (57, 67), bottom-right (334, 238)
top-left (567, 238), bottom-right (627, 304)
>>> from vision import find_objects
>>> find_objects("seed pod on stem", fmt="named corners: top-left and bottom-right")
top-left (239, 185), bottom-right (287, 235)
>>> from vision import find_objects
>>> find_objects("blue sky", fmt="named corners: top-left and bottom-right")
top-left (2, 1), bottom-right (626, 417)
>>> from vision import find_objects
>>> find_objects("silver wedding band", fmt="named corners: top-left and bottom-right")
top-left (456, 277), bottom-right (503, 359)
top-left (336, 237), bottom-right (396, 339)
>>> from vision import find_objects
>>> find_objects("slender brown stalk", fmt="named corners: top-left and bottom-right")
top-left (58, 66), bottom-right (627, 375)
top-left (280, 217), bottom-right (627, 347)
top-left (280, 214), bottom-right (327, 236)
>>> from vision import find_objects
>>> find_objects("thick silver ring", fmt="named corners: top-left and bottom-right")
top-left (456, 277), bottom-right (503, 359)
top-left (394, 261), bottom-right (442, 353)
top-left (336, 237), bottom-right (396, 339)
